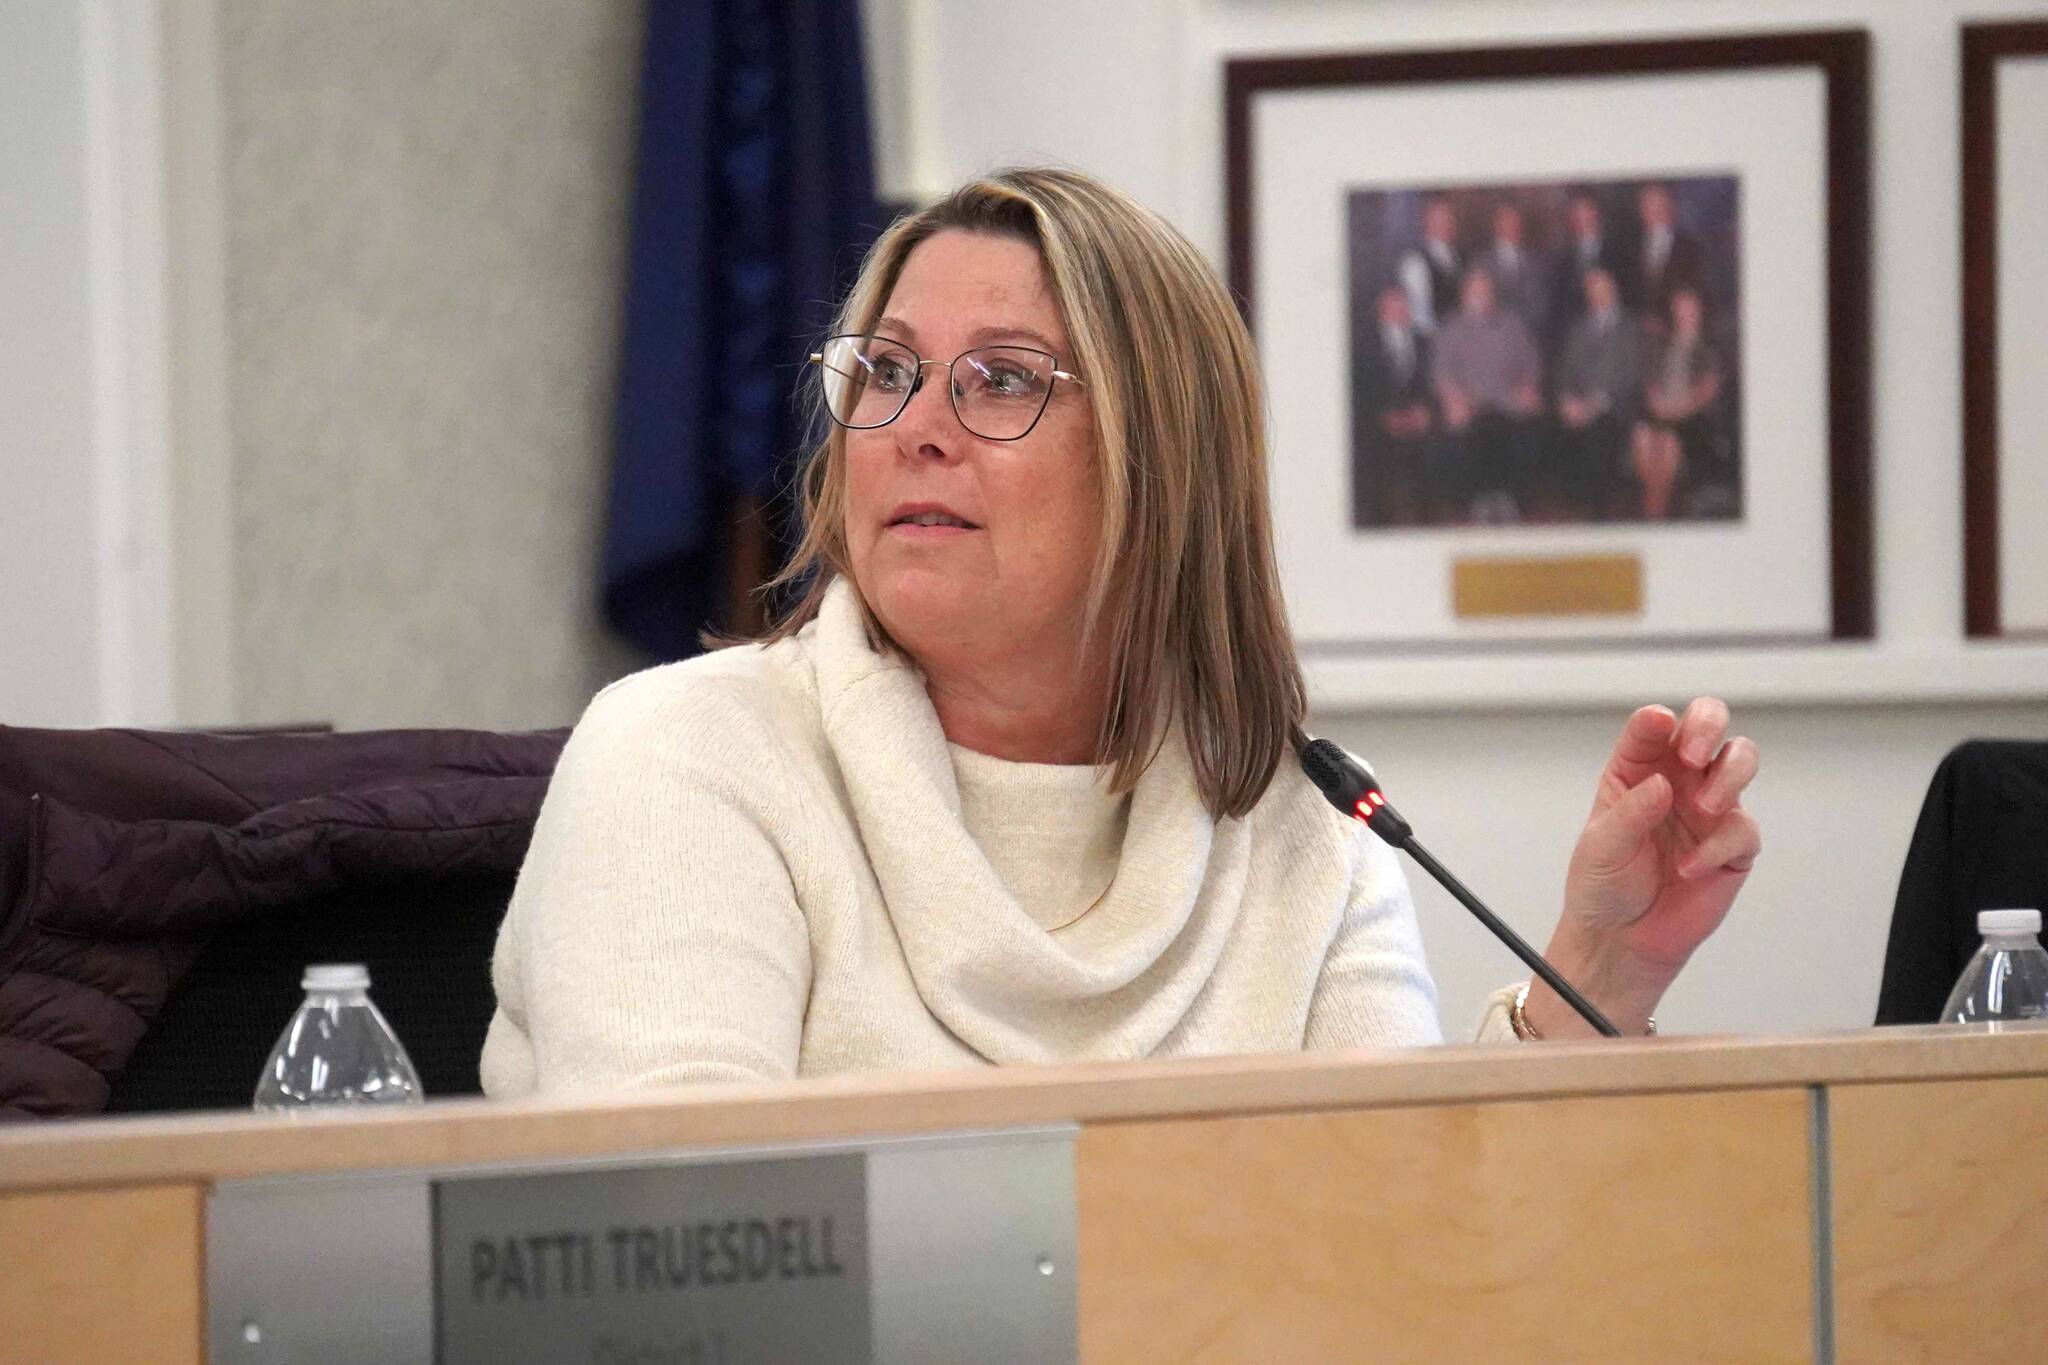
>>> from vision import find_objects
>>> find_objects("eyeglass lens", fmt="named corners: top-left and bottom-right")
top-left (817, 336), bottom-right (1057, 441)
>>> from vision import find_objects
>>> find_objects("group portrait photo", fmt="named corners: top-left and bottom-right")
top-left (1347, 174), bottom-right (1743, 531)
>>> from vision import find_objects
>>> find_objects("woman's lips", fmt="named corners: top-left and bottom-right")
top-left (885, 521), bottom-right (979, 539)
top-left (885, 504), bottom-right (981, 538)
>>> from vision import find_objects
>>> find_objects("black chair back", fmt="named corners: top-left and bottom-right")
top-left (1876, 740), bottom-right (2048, 1024)
top-left (106, 876), bottom-right (511, 1113)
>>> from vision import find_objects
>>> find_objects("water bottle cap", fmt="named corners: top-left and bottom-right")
top-left (1977, 909), bottom-right (2041, 935)
top-left (302, 963), bottom-right (370, 992)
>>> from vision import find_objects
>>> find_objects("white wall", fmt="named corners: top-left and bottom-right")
top-left (879, 0), bottom-right (2048, 1034)
top-left (214, 0), bottom-right (647, 731)
top-left (1, 5), bottom-right (107, 726)
top-left (3, 1), bottom-right (226, 730)
top-left (7, 2), bottom-right (653, 735)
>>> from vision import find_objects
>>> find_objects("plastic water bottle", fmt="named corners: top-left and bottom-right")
top-left (1939, 909), bottom-right (2048, 1028)
top-left (253, 964), bottom-right (425, 1110)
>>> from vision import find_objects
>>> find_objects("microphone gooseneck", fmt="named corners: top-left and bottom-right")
top-left (1298, 738), bottom-right (1622, 1039)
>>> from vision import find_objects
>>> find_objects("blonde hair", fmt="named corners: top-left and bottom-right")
top-left (757, 167), bottom-right (1305, 819)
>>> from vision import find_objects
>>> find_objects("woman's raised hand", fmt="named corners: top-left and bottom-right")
top-left (1521, 699), bottom-right (1761, 1039)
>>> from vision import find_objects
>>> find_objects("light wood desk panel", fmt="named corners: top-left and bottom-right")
top-left (1077, 1088), bottom-right (1814, 1364)
top-left (1832, 1074), bottom-right (2048, 1364)
top-left (0, 1182), bottom-right (203, 1365)
top-left (0, 1029), bottom-right (2041, 1365)
top-left (4, 1026), bottom-right (2043, 1195)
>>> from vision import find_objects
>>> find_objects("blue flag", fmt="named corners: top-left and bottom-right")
top-left (603, 0), bottom-right (881, 658)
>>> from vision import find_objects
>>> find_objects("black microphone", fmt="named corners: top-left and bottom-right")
top-left (1299, 737), bottom-right (1621, 1038)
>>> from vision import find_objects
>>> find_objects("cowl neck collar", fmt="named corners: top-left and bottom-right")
top-left (806, 578), bottom-right (1252, 1063)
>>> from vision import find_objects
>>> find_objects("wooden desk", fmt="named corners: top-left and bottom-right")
top-left (2, 1025), bottom-right (2043, 1363)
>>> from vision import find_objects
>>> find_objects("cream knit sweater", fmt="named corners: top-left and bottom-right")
top-left (482, 580), bottom-right (1516, 1098)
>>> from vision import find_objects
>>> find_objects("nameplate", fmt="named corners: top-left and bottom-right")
top-left (435, 1155), bottom-right (870, 1364)
top-left (206, 1128), bottom-right (1074, 1363)
top-left (1452, 553), bottom-right (1644, 618)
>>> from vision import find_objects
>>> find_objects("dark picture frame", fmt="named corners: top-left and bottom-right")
top-left (1961, 21), bottom-right (2048, 638)
top-left (1225, 30), bottom-right (1873, 645)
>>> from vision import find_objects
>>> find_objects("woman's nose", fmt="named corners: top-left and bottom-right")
top-left (893, 362), bottom-right (965, 451)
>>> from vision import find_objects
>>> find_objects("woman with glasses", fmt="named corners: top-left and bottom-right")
top-left (482, 169), bottom-right (1761, 1095)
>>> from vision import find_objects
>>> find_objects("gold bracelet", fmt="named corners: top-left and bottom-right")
top-left (1509, 981), bottom-right (1542, 1040)
top-left (1510, 981), bottom-right (1657, 1040)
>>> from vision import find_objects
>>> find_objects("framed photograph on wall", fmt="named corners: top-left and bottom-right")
top-left (1962, 20), bottom-right (2048, 639)
top-left (1225, 32), bottom-right (1872, 654)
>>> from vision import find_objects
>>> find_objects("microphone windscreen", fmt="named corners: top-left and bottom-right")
top-left (1300, 738), bottom-right (1374, 808)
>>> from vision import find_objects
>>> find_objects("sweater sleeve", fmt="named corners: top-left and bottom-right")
top-left (1301, 828), bottom-right (1530, 1048)
top-left (1472, 983), bottom-right (1524, 1043)
top-left (481, 669), bottom-right (813, 1097)
top-left (1302, 831), bottom-right (1446, 1049)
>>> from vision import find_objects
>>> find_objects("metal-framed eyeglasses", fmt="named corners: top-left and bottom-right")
top-left (808, 334), bottom-right (1085, 442)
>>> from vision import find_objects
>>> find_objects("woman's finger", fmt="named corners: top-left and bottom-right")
top-left (1694, 736), bottom-right (1760, 815)
top-left (1677, 808), bottom-right (1762, 878)
top-left (1578, 771), bottom-right (1673, 872)
top-left (1598, 705), bottom-right (1680, 796)
top-left (1673, 697), bottom-right (1730, 770)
